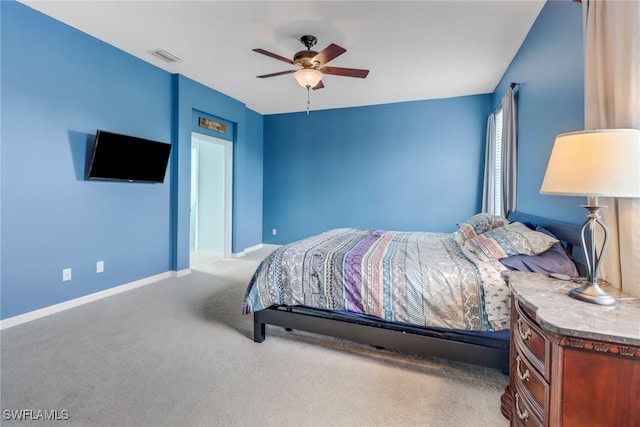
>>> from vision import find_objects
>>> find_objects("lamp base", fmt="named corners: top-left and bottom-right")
top-left (568, 282), bottom-right (617, 306)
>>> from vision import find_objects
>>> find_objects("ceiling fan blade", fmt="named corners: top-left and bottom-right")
top-left (313, 43), bottom-right (346, 66)
top-left (312, 80), bottom-right (325, 90)
top-left (318, 66), bottom-right (369, 78)
top-left (256, 70), bottom-right (297, 79)
top-left (253, 48), bottom-right (295, 65)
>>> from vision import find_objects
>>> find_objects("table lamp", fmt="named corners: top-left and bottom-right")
top-left (540, 129), bottom-right (640, 305)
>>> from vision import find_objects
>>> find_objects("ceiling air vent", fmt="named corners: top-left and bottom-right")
top-left (148, 49), bottom-right (181, 63)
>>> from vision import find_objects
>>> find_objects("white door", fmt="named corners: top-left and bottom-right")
top-left (189, 132), bottom-right (233, 259)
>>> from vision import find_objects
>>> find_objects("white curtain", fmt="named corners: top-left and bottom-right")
top-left (583, 0), bottom-right (640, 296)
top-left (482, 113), bottom-right (497, 214)
top-left (501, 88), bottom-right (517, 217)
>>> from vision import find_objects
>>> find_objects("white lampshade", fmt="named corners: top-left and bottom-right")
top-left (293, 68), bottom-right (323, 88)
top-left (540, 129), bottom-right (640, 197)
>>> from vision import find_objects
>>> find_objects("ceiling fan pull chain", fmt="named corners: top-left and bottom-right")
top-left (307, 86), bottom-right (311, 115)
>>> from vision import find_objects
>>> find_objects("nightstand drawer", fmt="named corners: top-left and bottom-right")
top-left (513, 345), bottom-right (549, 421)
top-left (514, 300), bottom-right (550, 379)
top-left (513, 382), bottom-right (544, 427)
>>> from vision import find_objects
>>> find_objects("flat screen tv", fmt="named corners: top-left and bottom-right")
top-left (86, 130), bottom-right (171, 183)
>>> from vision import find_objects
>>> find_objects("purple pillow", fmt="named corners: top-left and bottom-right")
top-left (499, 226), bottom-right (579, 276)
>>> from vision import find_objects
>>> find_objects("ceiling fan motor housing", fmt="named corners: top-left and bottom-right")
top-left (294, 50), bottom-right (319, 68)
top-left (294, 35), bottom-right (320, 68)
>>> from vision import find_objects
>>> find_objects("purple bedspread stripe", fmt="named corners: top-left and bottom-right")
top-left (342, 230), bottom-right (384, 312)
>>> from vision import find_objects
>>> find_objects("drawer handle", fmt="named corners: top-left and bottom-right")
top-left (515, 392), bottom-right (529, 422)
top-left (517, 317), bottom-right (532, 341)
top-left (516, 355), bottom-right (530, 382)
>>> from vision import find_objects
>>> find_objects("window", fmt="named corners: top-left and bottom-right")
top-left (483, 87), bottom-right (516, 218)
top-left (493, 107), bottom-right (503, 216)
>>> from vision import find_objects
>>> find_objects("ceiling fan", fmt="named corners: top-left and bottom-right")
top-left (253, 35), bottom-right (369, 90)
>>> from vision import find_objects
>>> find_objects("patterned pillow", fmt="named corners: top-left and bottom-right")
top-left (463, 222), bottom-right (559, 262)
top-left (500, 226), bottom-right (579, 276)
top-left (454, 213), bottom-right (510, 245)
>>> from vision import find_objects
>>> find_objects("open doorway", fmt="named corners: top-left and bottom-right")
top-left (190, 132), bottom-right (233, 269)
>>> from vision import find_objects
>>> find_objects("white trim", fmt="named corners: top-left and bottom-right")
top-left (0, 270), bottom-right (184, 330)
top-left (190, 143), bottom-right (200, 252)
top-left (232, 243), bottom-right (280, 258)
top-left (223, 140), bottom-right (233, 259)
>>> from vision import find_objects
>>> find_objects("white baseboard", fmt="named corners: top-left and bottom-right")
top-left (0, 270), bottom-right (188, 330)
top-left (0, 247), bottom-right (272, 330)
top-left (232, 243), bottom-right (260, 258)
top-left (232, 243), bottom-right (279, 258)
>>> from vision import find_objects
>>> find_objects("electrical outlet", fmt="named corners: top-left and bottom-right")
top-left (272, 228), bottom-right (277, 236)
top-left (62, 268), bottom-right (72, 281)
top-left (97, 261), bottom-right (104, 273)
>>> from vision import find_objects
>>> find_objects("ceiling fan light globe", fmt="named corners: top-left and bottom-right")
top-left (294, 69), bottom-right (323, 88)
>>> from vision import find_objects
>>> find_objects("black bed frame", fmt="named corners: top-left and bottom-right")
top-left (252, 212), bottom-right (585, 373)
top-left (254, 306), bottom-right (511, 371)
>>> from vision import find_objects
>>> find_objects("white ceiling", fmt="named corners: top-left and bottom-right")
top-left (19, 1), bottom-right (545, 115)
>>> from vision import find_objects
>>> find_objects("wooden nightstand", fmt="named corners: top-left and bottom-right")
top-left (500, 271), bottom-right (640, 427)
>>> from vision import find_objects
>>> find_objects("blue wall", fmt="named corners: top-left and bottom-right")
top-left (1, 2), bottom-right (172, 319)
top-left (262, 95), bottom-right (492, 243)
top-left (262, 0), bottom-right (585, 245)
top-left (493, 0), bottom-right (585, 224)
top-left (172, 75), bottom-right (264, 270)
top-left (0, 2), bottom-right (263, 319)
top-left (1, 0), bottom-right (584, 319)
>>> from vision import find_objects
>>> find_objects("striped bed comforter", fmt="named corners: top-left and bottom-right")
top-left (243, 228), bottom-right (510, 332)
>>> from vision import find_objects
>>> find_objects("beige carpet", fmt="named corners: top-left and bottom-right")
top-left (1, 248), bottom-right (509, 426)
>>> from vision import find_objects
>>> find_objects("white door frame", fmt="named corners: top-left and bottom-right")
top-left (190, 132), bottom-right (233, 258)
top-left (191, 143), bottom-right (200, 252)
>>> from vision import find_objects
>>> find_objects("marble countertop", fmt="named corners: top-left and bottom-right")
top-left (505, 271), bottom-right (640, 346)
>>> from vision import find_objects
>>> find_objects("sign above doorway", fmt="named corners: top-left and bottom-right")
top-left (198, 117), bottom-right (226, 134)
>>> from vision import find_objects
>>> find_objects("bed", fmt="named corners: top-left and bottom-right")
top-left (243, 212), bottom-right (585, 373)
